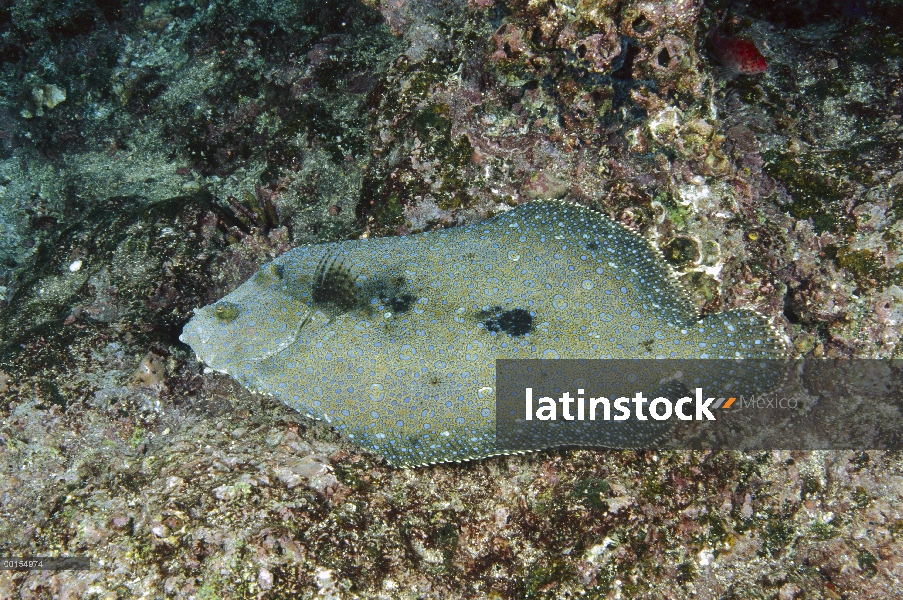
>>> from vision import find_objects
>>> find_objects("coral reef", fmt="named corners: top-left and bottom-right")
top-left (0, 0), bottom-right (901, 597)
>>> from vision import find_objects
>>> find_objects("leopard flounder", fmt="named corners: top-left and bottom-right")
top-left (180, 200), bottom-right (787, 466)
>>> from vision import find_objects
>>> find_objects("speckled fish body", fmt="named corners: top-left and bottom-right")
top-left (181, 201), bottom-right (786, 466)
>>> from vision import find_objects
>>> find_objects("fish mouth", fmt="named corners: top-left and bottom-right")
top-left (179, 312), bottom-right (221, 369)
top-left (180, 290), bottom-right (313, 374)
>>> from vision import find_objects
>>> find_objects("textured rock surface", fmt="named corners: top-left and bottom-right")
top-left (0, 0), bottom-right (901, 597)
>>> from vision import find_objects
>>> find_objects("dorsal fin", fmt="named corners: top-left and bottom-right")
top-left (511, 198), bottom-right (701, 321)
top-left (311, 249), bottom-right (358, 314)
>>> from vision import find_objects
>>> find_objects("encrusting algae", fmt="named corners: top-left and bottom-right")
top-left (181, 201), bottom-right (787, 466)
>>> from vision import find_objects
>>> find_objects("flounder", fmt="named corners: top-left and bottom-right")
top-left (180, 200), bottom-right (786, 466)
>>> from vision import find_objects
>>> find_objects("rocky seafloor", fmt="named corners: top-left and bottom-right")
top-left (0, 0), bottom-right (902, 597)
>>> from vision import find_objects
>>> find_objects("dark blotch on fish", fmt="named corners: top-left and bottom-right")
top-left (482, 307), bottom-right (534, 336)
top-left (384, 292), bottom-right (416, 313)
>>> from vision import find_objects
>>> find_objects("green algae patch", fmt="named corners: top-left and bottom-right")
top-left (571, 478), bottom-right (610, 510)
top-left (128, 427), bottom-right (146, 451)
top-left (853, 485), bottom-right (871, 508)
top-left (858, 548), bottom-right (879, 577)
top-left (675, 561), bottom-right (697, 584)
top-left (656, 191), bottom-right (693, 229)
top-left (825, 244), bottom-right (903, 292)
top-left (891, 186), bottom-right (903, 221)
top-left (662, 236), bottom-right (699, 267)
top-left (681, 271), bottom-right (720, 306)
top-left (735, 453), bottom-right (770, 487)
top-left (889, 520), bottom-right (903, 540)
top-left (800, 476), bottom-right (821, 500)
top-left (522, 558), bottom-right (572, 599)
top-left (809, 77), bottom-right (848, 101)
top-left (702, 514), bottom-right (734, 554)
top-left (640, 477), bottom-right (673, 503)
top-left (407, 103), bottom-right (475, 210)
top-left (412, 104), bottom-right (453, 145)
top-left (433, 521), bottom-right (460, 567)
top-left (810, 521), bottom-right (839, 541)
top-left (762, 150), bottom-right (853, 234)
top-left (758, 518), bottom-right (797, 558)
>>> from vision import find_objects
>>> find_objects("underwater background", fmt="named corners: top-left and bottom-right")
top-left (0, 0), bottom-right (902, 597)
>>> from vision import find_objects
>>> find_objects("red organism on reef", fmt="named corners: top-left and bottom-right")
top-left (710, 29), bottom-right (767, 76)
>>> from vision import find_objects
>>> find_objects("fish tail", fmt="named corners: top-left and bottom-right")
top-left (685, 308), bottom-right (790, 402)
top-left (712, 65), bottom-right (740, 81)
